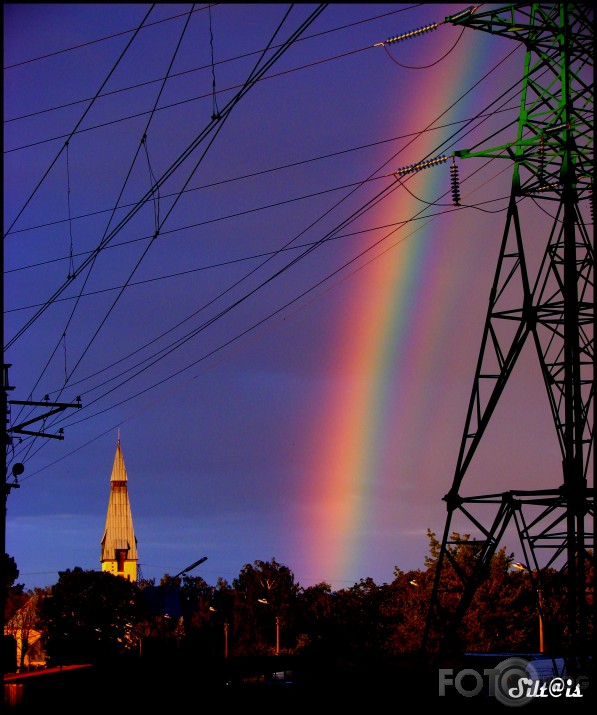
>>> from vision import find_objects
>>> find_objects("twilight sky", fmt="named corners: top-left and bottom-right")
top-left (4, 3), bottom-right (568, 592)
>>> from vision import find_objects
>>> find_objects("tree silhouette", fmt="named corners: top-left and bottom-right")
top-left (37, 567), bottom-right (145, 665)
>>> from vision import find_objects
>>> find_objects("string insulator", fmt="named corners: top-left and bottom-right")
top-left (450, 158), bottom-right (461, 206)
top-left (445, 6), bottom-right (477, 24)
top-left (544, 122), bottom-right (572, 135)
top-left (395, 154), bottom-right (448, 176)
top-left (536, 181), bottom-right (560, 193)
top-left (385, 22), bottom-right (439, 45)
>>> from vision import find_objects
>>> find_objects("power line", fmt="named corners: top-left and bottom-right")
top-left (6, 4), bottom-right (331, 466)
top-left (3, 4), bottom-right (417, 99)
top-left (4, 105), bottom-right (519, 247)
top-left (4, 4), bottom-right (157, 237)
top-left (3, 4), bottom-right (210, 70)
top-left (6, 4), bottom-right (522, 478)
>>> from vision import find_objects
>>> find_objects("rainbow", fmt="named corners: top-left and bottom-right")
top-left (294, 27), bottom-right (500, 587)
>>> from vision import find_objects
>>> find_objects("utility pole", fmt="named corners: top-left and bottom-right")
top-left (2, 363), bottom-right (81, 672)
top-left (275, 615), bottom-right (280, 656)
top-left (420, 4), bottom-right (593, 674)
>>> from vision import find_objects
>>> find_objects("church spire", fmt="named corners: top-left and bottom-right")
top-left (100, 433), bottom-right (138, 582)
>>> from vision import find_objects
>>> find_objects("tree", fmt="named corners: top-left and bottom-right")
top-left (36, 567), bottom-right (145, 665)
top-left (232, 558), bottom-right (299, 655)
top-left (386, 529), bottom-right (538, 654)
top-left (175, 574), bottom-right (220, 655)
top-left (383, 568), bottom-right (428, 654)
top-left (203, 578), bottom-right (234, 658)
top-left (295, 582), bottom-right (335, 654)
top-left (3, 553), bottom-right (25, 622)
top-left (330, 578), bottom-right (390, 656)
top-left (4, 588), bottom-right (49, 671)
top-left (3, 553), bottom-right (26, 673)
top-left (463, 545), bottom-right (527, 652)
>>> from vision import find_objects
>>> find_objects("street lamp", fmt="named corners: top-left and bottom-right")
top-left (513, 561), bottom-right (545, 654)
top-left (172, 555), bottom-right (208, 579)
top-left (164, 556), bottom-right (208, 638)
top-left (257, 598), bottom-right (280, 655)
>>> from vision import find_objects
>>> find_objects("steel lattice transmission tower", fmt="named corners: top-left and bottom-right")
top-left (423, 4), bottom-right (593, 669)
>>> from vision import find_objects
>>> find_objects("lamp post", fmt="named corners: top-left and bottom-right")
top-left (513, 561), bottom-right (544, 653)
top-left (209, 607), bottom-right (229, 658)
top-left (172, 555), bottom-right (208, 579)
top-left (257, 598), bottom-right (280, 655)
top-left (164, 556), bottom-right (208, 641)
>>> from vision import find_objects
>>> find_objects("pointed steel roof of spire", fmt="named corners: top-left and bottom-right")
top-left (100, 434), bottom-right (138, 561)
top-left (110, 432), bottom-right (127, 483)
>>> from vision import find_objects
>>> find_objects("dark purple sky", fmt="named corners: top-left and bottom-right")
top-left (4, 4), bottom-right (575, 592)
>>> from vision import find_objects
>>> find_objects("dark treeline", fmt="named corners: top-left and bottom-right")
top-left (4, 530), bottom-right (589, 671)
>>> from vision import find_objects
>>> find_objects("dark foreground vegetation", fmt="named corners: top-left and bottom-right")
top-left (4, 530), bottom-right (595, 710)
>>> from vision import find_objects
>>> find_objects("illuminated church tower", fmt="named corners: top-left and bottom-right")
top-left (100, 432), bottom-right (138, 582)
